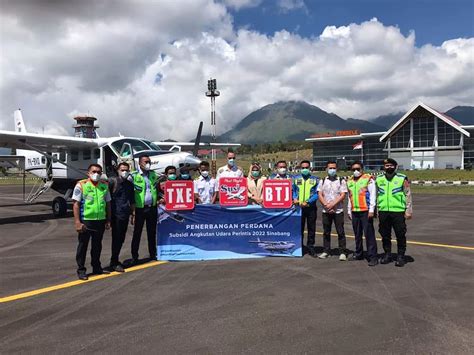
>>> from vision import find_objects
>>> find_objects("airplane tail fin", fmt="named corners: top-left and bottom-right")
top-left (193, 121), bottom-right (203, 157)
top-left (14, 109), bottom-right (27, 133)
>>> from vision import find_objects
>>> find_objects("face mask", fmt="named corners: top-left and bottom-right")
top-left (328, 168), bottom-right (337, 177)
top-left (168, 174), bottom-right (177, 180)
top-left (181, 174), bottom-right (190, 180)
top-left (143, 163), bottom-right (151, 171)
top-left (90, 173), bottom-right (100, 182)
top-left (228, 159), bottom-right (235, 166)
top-left (301, 168), bottom-right (310, 176)
top-left (251, 170), bottom-right (260, 178)
top-left (353, 170), bottom-right (361, 178)
top-left (385, 167), bottom-right (396, 175)
top-left (277, 168), bottom-right (287, 175)
top-left (120, 171), bottom-right (130, 179)
top-left (201, 171), bottom-right (209, 178)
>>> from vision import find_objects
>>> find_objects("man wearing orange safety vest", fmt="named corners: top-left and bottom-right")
top-left (347, 161), bottom-right (378, 266)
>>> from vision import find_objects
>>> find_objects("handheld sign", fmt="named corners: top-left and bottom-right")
top-left (219, 177), bottom-right (248, 207)
top-left (165, 180), bottom-right (195, 211)
top-left (262, 180), bottom-right (293, 209)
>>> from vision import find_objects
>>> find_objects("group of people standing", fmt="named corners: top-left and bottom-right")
top-left (72, 151), bottom-right (413, 280)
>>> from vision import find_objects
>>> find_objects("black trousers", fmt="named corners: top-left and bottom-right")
top-left (322, 212), bottom-right (346, 253)
top-left (76, 220), bottom-right (106, 274)
top-left (111, 217), bottom-right (129, 266)
top-left (351, 211), bottom-right (377, 259)
top-left (131, 206), bottom-right (157, 260)
top-left (301, 206), bottom-right (317, 247)
top-left (378, 211), bottom-right (407, 255)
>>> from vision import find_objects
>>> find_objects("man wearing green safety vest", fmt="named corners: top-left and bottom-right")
top-left (376, 158), bottom-right (413, 267)
top-left (131, 155), bottom-right (159, 264)
top-left (73, 163), bottom-right (112, 280)
top-left (292, 160), bottom-right (319, 256)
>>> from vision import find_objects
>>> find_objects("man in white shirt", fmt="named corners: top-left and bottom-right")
top-left (216, 151), bottom-right (244, 185)
top-left (194, 161), bottom-right (217, 204)
top-left (317, 160), bottom-right (348, 260)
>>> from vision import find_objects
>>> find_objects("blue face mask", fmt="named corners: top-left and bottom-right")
top-left (301, 168), bottom-right (310, 176)
top-left (168, 174), bottom-right (177, 180)
top-left (327, 168), bottom-right (337, 177)
top-left (251, 170), bottom-right (260, 178)
top-left (181, 174), bottom-right (190, 180)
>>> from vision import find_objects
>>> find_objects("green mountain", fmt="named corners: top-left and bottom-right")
top-left (445, 106), bottom-right (474, 125)
top-left (219, 101), bottom-right (386, 144)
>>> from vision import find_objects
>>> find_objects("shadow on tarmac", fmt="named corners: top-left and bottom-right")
top-left (0, 212), bottom-right (73, 225)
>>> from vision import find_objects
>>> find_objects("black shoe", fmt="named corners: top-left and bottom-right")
top-left (307, 247), bottom-right (316, 257)
top-left (350, 254), bottom-right (364, 261)
top-left (380, 253), bottom-right (392, 264)
top-left (368, 258), bottom-right (379, 267)
top-left (112, 264), bottom-right (125, 272)
top-left (93, 268), bottom-right (110, 275)
top-left (149, 255), bottom-right (157, 262)
top-left (78, 272), bottom-right (88, 281)
top-left (395, 255), bottom-right (406, 267)
top-left (130, 258), bottom-right (139, 266)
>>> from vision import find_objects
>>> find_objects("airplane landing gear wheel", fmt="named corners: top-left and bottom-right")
top-left (52, 197), bottom-right (67, 217)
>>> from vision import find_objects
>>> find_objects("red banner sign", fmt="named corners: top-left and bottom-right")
top-left (262, 180), bottom-right (293, 209)
top-left (219, 177), bottom-right (248, 207)
top-left (164, 180), bottom-right (195, 211)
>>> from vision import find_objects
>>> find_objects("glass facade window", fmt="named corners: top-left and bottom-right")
top-left (390, 122), bottom-right (410, 149)
top-left (463, 128), bottom-right (474, 169)
top-left (413, 116), bottom-right (435, 148)
top-left (438, 120), bottom-right (461, 147)
top-left (312, 135), bottom-right (385, 171)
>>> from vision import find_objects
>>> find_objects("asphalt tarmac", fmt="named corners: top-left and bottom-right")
top-left (0, 185), bottom-right (473, 354)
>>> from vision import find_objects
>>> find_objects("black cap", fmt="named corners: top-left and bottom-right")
top-left (383, 158), bottom-right (398, 166)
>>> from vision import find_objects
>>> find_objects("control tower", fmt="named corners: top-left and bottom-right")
top-left (73, 115), bottom-right (99, 138)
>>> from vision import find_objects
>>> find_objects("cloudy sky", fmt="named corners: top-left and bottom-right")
top-left (0, 0), bottom-right (473, 140)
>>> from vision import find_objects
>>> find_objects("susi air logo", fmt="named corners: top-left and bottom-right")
top-left (220, 184), bottom-right (246, 200)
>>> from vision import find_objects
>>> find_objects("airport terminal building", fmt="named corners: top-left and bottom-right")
top-left (306, 103), bottom-right (474, 170)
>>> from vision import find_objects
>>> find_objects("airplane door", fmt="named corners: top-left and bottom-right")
top-left (103, 145), bottom-right (118, 177)
top-left (117, 142), bottom-right (136, 172)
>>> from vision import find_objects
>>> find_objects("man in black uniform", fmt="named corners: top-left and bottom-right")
top-left (109, 162), bottom-right (135, 272)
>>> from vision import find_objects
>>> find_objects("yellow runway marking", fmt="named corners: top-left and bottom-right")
top-left (316, 232), bottom-right (474, 251)
top-left (0, 261), bottom-right (168, 304)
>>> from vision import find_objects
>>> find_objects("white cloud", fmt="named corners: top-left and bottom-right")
top-left (0, 2), bottom-right (472, 140)
top-left (277, 0), bottom-right (307, 13)
top-left (222, 0), bottom-right (262, 10)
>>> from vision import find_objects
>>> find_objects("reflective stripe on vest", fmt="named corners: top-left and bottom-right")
top-left (347, 174), bottom-right (371, 212)
top-left (375, 174), bottom-right (407, 212)
top-left (132, 171), bottom-right (158, 208)
top-left (80, 180), bottom-right (108, 220)
top-left (294, 177), bottom-right (318, 203)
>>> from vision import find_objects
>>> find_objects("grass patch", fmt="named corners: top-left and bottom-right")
top-left (411, 185), bottom-right (474, 195)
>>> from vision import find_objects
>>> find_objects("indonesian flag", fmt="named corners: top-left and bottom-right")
top-left (353, 141), bottom-right (363, 150)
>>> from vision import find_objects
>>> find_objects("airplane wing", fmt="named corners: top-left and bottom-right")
top-left (154, 141), bottom-right (241, 149)
top-left (0, 130), bottom-right (103, 151)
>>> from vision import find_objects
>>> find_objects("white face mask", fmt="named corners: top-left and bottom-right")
top-left (143, 163), bottom-right (151, 171)
top-left (201, 170), bottom-right (209, 178)
top-left (328, 168), bottom-right (337, 177)
top-left (277, 168), bottom-right (287, 175)
top-left (120, 171), bottom-right (130, 179)
top-left (353, 170), bottom-right (362, 178)
top-left (90, 173), bottom-right (100, 182)
top-left (227, 158), bottom-right (235, 166)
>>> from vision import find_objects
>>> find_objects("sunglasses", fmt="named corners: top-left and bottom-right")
top-left (351, 168), bottom-right (361, 172)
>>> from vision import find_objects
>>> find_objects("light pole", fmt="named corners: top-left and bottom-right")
top-left (205, 78), bottom-right (220, 176)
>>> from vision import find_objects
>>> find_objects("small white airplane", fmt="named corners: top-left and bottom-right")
top-left (0, 110), bottom-right (239, 217)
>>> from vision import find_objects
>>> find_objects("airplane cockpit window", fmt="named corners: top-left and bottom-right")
top-left (93, 149), bottom-right (100, 159)
top-left (41, 156), bottom-right (46, 164)
top-left (143, 140), bottom-right (161, 151)
top-left (59, 151), bottom-right (66, 162)
top-left (111, 139), bottom-right (152, 155)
